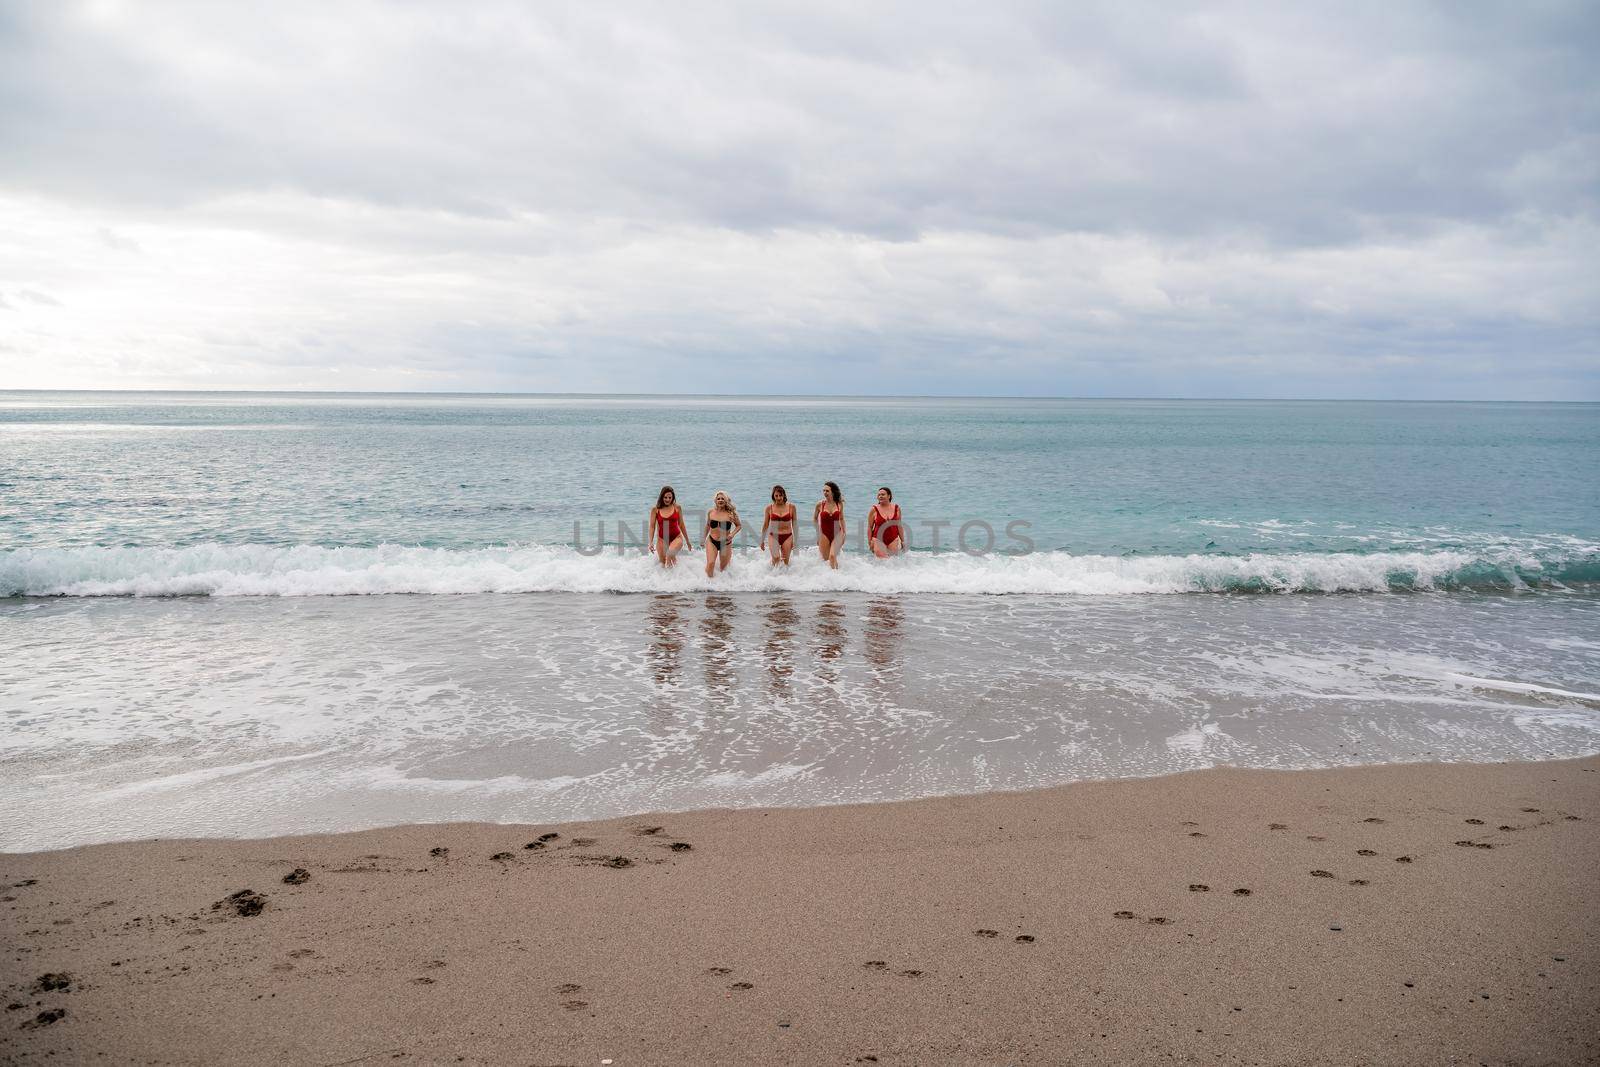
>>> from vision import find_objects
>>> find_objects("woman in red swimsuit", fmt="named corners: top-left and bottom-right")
top-left (813, 481), bottom-right (844, 569)
top-left (647, 485), bottom-right (690, 567)
top-left (761, 485), bottom-right (798, 567)
top-left (868, 485), bottom-right (904, 558)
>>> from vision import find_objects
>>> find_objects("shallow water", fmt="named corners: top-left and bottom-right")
top-left (4, 589), bottom-right (1597, 851)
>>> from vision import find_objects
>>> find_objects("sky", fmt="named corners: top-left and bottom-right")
top-left (0, 1), bottom-right (1596, 399)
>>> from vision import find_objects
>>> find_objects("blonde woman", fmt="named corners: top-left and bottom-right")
top-left (703, 491), bottom-right (743, 577)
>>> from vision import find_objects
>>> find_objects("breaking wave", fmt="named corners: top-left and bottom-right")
top-left (3, 541), bottom-right (1597, 597)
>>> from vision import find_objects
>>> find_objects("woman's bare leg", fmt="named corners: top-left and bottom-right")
top-left (705, 542), bottom-right (717, 578)
top-left (817, 533), bottom-right (832, 563)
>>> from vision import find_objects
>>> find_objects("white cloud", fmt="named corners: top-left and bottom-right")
top-left (0, 1), bottom-right (1594, 397)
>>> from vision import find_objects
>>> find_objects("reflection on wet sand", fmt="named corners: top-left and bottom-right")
top-left (812, 598), bottom-right (851, 687)
top-left (701, 593), bottom-right (738, 695)
top-left (763, 595), bottom-right (799, 695)
top-left (645, 594), bottom-right (689, 687)
top-left (863, 596), bottom-right (905, 679)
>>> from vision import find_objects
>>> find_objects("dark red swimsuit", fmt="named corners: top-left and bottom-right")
top-left (769, 505), bottom-right (795, 547)
top-left (818, 504), bottom-right (841, 542)
top-left (869, 503), bottom-right (902, 547)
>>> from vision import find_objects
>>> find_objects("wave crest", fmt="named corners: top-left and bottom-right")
top-left (3, 542), bottom-right (1596, 597)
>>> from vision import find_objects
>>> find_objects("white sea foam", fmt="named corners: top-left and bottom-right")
top-left (0, 541), bottom-right (1589, 598)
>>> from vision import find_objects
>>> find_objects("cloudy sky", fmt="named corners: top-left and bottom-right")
top-left (1, 1), bottom-right (1595, 398)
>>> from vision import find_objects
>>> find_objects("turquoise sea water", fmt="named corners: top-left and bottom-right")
top-left (3, 393), bottom-right (1598, 850)
top-left (2, 393), bottom-right (1597, 593)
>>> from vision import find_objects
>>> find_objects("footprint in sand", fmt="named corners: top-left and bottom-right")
top-left (1363, 817), bottom-right (1385, 824)
top-left (1269, 823), bottom-right (1288, 830)
top-left (1015, 935), bottom-right (1036, 943)
top-left (898, 969), bottom-right (924, 977)
top-left (1307, 835), bottom-right (1327, 842)
top-left (212, 889), bottom-right (266, 917)
top-left (1232, 888), bottom-right (1252, 896)
top-left (669, 842), bottom-right (693, 852)
top-left (729, 982), bottom-right (755, 990)
top-left (1187, 831), bottom-right (1207, 838)
top-left (1147, 917), bottom-right (1172, 925)
top-left (20, 1008), bottom-right (65, 1030)
top-left (1356, 850), bottom-right (1377, 857)
top-left (1395, 856), bottom-right (1414, 863)
top-left (635, 826), bottom-right (664, 836)
top-left (705, 967), bottom-right (733, 976)
top-left (282, 869), bottom-right (310, 885)
top-left (429, 847), bottom-right (448, 858)
top-left (523, 841), bottom-right (546, 851)
top-left (1181, 821), bottom-right (1200, 827)
top-left (490, 852), bottom-right (514, 862)
top-left (863, 961), bottom-right (888, 970)
top-left (562, 999), bottom-right (589, 1010)
top-left (556, 983), bottom-right (582, 994)
top-left (974, 929), bottom-right (999, 938)
top-left (1113, 911), bottom-right (1136, 919)
top-left (1455, 840), bottom-right (1493, 850)
top-left (1465, 818), bottom-right (1485, 825)
top-left (411, 977), bottom-right (435, 986)
top-left (1564, 815), bottom-right (1581, 821)
top-left (571, 837), bottom-right (598, 847)
top-left (1188, 884), bottom-right (1210, 892)
top-left (1310, 870), bottom-right (1335, 879)
top-left (603, 856), bottom-right (633, 869)
top-left (1348, 879), bottom-right (1369, 886)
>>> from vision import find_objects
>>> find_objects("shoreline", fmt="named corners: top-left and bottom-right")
top-left (4, 756), bottom-right (1597, 1064)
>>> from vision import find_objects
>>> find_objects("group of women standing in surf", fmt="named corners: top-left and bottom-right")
top-left (648, 483), bottom-right (905, 577)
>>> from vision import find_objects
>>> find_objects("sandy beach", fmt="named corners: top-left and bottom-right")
top-left (4, 755), bottom-right (1596, 1065)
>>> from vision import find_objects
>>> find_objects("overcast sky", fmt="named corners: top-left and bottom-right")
top-left (1, 1), bottom-right (1596, 398)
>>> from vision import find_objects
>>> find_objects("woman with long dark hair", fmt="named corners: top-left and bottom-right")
top-left (647, 485), bottom-right (690, 567)
top-left (761, 484), bottom-right (798, 567)
top-left (813, 481), bottom-right (845, 569)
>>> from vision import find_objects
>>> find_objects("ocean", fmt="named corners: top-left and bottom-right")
top-left (3, 392), bottom-right (1598, 850)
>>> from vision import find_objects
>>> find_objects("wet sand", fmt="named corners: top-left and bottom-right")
top-left (3, 756), bottom-right (1597, 1065)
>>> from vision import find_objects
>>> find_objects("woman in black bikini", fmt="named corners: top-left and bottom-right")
top-left (813, 481), bottom-right (844, 569)
top-left (761, 484), bottom-right (797, 567)
top-left (703, 490), bottom-right (742, 578)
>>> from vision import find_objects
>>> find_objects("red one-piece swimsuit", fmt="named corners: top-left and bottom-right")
top-left (869, 503), bottom-right (901, 548)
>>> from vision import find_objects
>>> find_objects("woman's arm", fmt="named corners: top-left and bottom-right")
top-left (760, 505), bottom-right (772, 547)
top-left (647, 508), bottom-right (657, 551)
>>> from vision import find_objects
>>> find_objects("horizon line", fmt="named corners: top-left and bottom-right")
top-left (2, 388), bottom-right (1594, 405)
